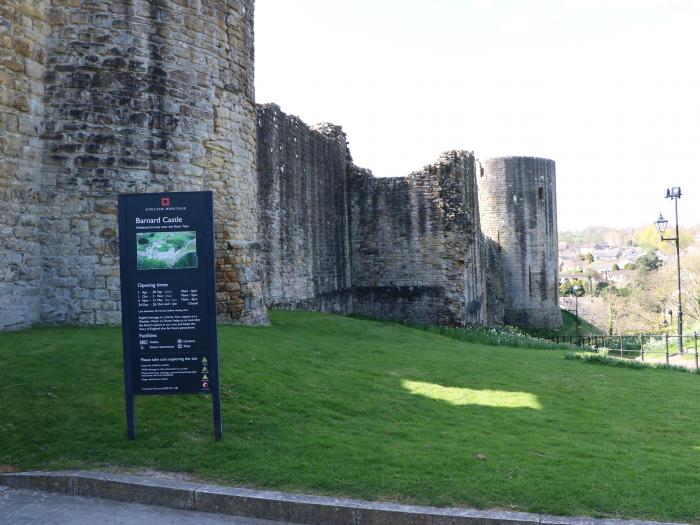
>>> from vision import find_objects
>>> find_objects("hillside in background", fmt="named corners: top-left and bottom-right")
top-left (559, 224), bottom-right (699, 251)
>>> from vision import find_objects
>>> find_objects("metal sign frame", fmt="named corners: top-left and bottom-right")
top-left (118, 191), bottom-right (222, 441)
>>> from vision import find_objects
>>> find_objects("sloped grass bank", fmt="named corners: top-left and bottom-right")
top-left (1, 311), bottom-right (698, 523)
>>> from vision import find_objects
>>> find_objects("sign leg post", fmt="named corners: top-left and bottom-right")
top-left (213, 386), bottom-right (222, 441)
top-left (126, 391), bottom-right (136, 440)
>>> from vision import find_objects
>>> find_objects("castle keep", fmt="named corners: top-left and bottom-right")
top-left (0, 0), bottom-right (561, 331)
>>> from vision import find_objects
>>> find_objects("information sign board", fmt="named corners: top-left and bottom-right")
top-left (118, 191), bottom-right (221, 440)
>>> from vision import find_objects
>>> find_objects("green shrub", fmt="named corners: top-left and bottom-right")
top-left (565, 351), bottom-right (700, 374)
top-left (417, 324), bottom-right (586, 352)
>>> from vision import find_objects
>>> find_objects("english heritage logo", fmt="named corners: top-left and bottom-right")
top-left (161, 196), bottom-right (171, 207)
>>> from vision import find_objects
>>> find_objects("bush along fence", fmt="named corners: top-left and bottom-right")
top-left (551, 333), bottom-right (700, 370)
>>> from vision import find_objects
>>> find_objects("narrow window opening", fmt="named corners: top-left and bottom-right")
top-left (538, 187), bottom-right (544, 200)
top-left (528, 266), bottom-right (533, 297)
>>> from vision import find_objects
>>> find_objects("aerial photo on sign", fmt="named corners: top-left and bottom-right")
top-left (136, 231), bottom-right (198, 270)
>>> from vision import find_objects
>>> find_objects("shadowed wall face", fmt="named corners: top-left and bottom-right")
top-left (255, 107), bottom-right (490, 327)
top-left (256, 103), bottom-right (352, 313)
top-left (478, 156), bottom-right (562, 329)
top-left (349, 152), bottom-right (488, 326)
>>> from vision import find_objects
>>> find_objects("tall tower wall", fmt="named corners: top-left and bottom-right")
top-left (0, 0), bottom-right (266, 329)
top-left (256, 103), bottom-right (352, 312)
top-left (478, 156), bottom-right (561, 329)
top-left (0, 0), bottom-right (51, 329)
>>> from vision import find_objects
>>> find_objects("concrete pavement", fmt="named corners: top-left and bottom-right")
top-left (0, 485), bottom-right (299, 525)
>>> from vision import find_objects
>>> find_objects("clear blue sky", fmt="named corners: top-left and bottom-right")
top-left (255, 0), bottom-right (700, 230)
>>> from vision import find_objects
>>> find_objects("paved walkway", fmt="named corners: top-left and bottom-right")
top-left (0, 486), bottom-right (298, 525)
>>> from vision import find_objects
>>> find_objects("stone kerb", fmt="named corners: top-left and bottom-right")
top-left (0, 471), bottom-right (685, 525)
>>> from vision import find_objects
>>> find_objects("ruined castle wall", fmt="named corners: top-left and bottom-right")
top-left (0, 0), bottom-right (266, 328)
top-left (0, 0), bottom-right (51, 330)
top-left (349, 152), bottom-right (487, 326)
top-left (256, 104), bottom-right (352, 312)
top-left (478, 156), bottom-right (561, 329)
top-left (484, 236), bottom-right (505, 325)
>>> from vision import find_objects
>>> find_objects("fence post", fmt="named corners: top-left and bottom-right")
top-left (640, 334), bottom-right (644, 362)
top-left (665, 332), bottom-right (670, 365)
top-left (620, 336), bottom-right (624, 357)
top-left (695, 332), bottom-right (698, 371)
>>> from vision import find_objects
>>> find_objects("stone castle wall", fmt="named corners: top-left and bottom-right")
top-left (349, 152), bottom-right (487, 325)
top-left (256, 103), bottom-right (352, 312)
top-left (1, 2), bottom-right (562, 331)
top-left (0, 0), bottom-right (266, 330)
top-left (478, 157), bottom-right (561, 329)
top-left (255, 105), bottom-right (492, 327)
top-left (0, 0), bottom-right (51, 329)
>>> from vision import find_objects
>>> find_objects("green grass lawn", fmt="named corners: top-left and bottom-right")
top-left (1, 311), bottom-right (698, 522)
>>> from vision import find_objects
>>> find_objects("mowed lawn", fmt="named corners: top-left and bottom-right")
top-left (1, 311), bottom-right (698, 522)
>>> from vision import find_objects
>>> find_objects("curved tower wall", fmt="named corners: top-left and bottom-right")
top-left (478, 157), bottom-right (561, 329)
top-left (1, 0), bottom-right (266, 328)
top-left (0, 0), bottom-right (51, 329)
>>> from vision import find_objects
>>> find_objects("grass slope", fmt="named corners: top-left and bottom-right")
top-left (521, 310), bottom-right (603, 339)
top-left (1, 311), bottom-right (698, 522)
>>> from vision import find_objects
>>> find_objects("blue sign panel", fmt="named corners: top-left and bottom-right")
top-left (118, 191), bottom-right (221, 440)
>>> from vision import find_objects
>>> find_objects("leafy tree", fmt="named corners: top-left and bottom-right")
top-left (595, 281), bottom-right (610, 295)
top-left (623, 262), bottom-right (636, 270)
top-left (579, 252), bottom-right (594, 264)
top-left (559, 280), bottom-right (573, 297)
top-left (561, 279), bottom-right (586, 297)
top-left (636, 250), bottom-right (662, 273)
top-left (611, 263), bottom-right (620, 271)
top-left (634, 224), bottom-right (694, 252)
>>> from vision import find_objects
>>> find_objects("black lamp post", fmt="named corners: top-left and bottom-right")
top-left (654, 186), bottom-right (683, 353)
top-left (573, 284), bottom-right (584, 338)
top-left (565, 283), bottom-right (584, 339)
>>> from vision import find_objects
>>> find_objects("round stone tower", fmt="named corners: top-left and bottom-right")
top-left (478, 157), bottom-right (562, 329)
top-left (1, 0), bottom-right (268, 328)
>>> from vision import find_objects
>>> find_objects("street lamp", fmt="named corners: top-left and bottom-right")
top-left (570, 284), bottom-right (584, 339)
top-left (654, 186), bottom-right (684, 353)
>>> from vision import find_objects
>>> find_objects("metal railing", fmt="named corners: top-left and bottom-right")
top-left (552, 333), bottom-right (700, 370)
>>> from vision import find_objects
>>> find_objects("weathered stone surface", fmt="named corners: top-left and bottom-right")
top-left (349, 152), bottom-right (488, 326)
top-left (256, 103), bottom-right (352, 313)
top-left (0, 0), bottom-right (50, 330)
top-left (256, 104), bottom-right (492, 326)
top-left (1, 0), bottom-right (267, 330)
top-left (478, 157), bottom-right (562, 329)
top-left (72, 471), bottom-right (197, 510)
top-left (1, 2), bottom-right (560, 331)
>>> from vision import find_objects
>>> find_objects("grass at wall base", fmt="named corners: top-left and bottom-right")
top-left (1, 311), bottom-right (698, 523)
